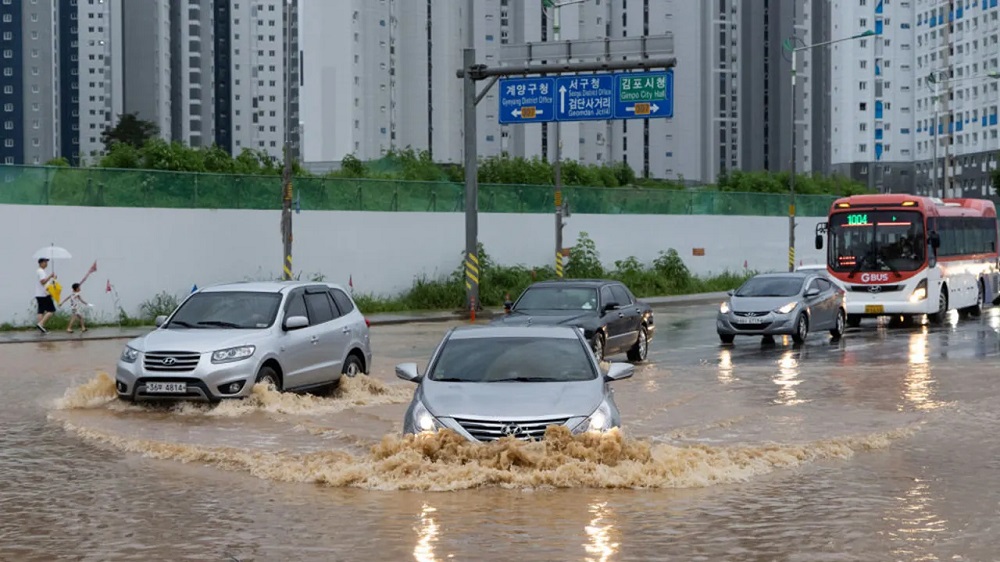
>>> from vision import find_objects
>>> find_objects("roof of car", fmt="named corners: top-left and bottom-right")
top-left (527, 279), bottom-right (619, 288)
top-left (197, 280), bottom-right (345, 294)
top-left (448, 325), bottom-right (582, 340)
top-left (750, 272), bottom-right (813, 279)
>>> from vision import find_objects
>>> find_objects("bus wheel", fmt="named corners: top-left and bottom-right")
top-left (963, 281), bottom-right (985, 318)
top-left (929, 286), bottom-right (949, 325)
top-left (846, 314), bottom-right (862, 328)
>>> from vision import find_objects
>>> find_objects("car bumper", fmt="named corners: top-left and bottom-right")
top-left (716, 313), bottom-right (799, 336)
top-left (845, 301), bottom-right (930, 316)
top-left (115, 356), bottom-right (261, 402)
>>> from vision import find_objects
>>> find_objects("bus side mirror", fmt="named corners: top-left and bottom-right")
top-left (928, 232), bottom-right (941, 250)
top-left (815, 234), bottom-right (824, 250)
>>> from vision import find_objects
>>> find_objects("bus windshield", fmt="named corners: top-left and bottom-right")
top-left (829, 211), bottom-right (925, 274)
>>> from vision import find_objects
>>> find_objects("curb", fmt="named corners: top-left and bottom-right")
top-left (0, 291), bottom-right (725, 344)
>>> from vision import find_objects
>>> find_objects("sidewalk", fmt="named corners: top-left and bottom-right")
top-left (0, 291), bottom-right (726, 345)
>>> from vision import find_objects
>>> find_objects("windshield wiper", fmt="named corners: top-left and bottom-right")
top-left (196, 320), bottom-right (243, 328)
top-left (847, 252), bottom-right (873, 279)
top-left (432, 377), bottom-right (468, 382)
top-left (167, 320), bottom-right (198, 329)
top-left (491, 377), bottom-right (557, 382)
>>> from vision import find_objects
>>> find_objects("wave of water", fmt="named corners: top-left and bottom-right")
top-left (53, 372), bottom-right (413, 416)
top-left (59, 420), bottom-right (916, 492)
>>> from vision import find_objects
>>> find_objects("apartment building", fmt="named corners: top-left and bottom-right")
top-left (1, 0), bottom-right (123, 166)
top-left (301, 0), bottom-right (823, 184)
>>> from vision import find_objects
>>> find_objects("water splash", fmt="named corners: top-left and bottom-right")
top-left (60, 422), bottom-right (916, 492)
top-left (53, 373), bottom-right (412, 417)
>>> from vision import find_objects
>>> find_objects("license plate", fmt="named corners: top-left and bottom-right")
top-left (146, 382), bottom-right (187, 393)
top-left (735, 317), bottom-right (764, 324)
top-left (864, 305), bottom-right (884, 314)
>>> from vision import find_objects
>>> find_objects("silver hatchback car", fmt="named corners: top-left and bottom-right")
top-left (396, 325), bottom-right (634, 442)
top-left (115, 281), bottom-right (373, 402)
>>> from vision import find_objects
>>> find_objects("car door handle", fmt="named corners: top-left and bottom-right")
top-left (341, 327), bottom-right (351, 334)
top-left (310, 336), bottom-right (319, 344)
top-left (618, 312), bottom-right (625, 318)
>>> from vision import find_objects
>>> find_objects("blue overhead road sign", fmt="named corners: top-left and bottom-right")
top-left (613, 70), bottom-right (673, 119)
top-left (498, 77), bottom-right (556, 124)
top-left (555, 75), bottom-right (614, 121)
top-left (499, 69), bottom-right (674, 124)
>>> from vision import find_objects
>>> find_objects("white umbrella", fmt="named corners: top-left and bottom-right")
top-left (33, 245), bottom-right (72, 261)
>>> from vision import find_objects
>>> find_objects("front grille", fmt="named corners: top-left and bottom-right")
top-left (144, 351), bottom-right (201, 372)
top-left (733, 311), bottom-right (771, 317)
top-left (734, 322), bottom-right (772, 331)
top-left (850, 285), bottom-right (903, 293)
top-left (453, 417), bottom-right (571, 442)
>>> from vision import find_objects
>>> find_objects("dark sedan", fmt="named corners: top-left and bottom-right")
top-left (492, 279), bottom-right (654, 362)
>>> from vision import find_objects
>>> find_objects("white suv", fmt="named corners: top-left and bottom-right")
top-left (115, 281), bottom-right (373, 402)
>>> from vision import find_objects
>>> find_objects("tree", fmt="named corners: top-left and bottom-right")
top-left (101, 112), bottom-right (159, 152)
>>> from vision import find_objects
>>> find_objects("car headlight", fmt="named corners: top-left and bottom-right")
top-left (574, 401), bottom-right (614, 434)
top-left (411, 400), bottom-right (443, 433)
top-left (910, 279), bottom-right (928, 302)
top-left (720, 301), bottom-right (730, 314)
top-left (211, 345), bottom-right (256, 364)
top-left (120, 346), bottom-right (139, 363)
top-left (776, 302), bottom-right (798, 314)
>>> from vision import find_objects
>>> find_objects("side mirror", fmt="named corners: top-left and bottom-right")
top-left (726, 290), bottom-right (734, 296)
top-left (283, 315), bottom-right (309, 331)
top-left (805, 288), bottom-right (821, 298)
top-left (503, 300), bottom-right (513, 313)
top-left (815, 234), bottom-right (824, 250)
top-left (928, 232), bottom-right (941, 249)
top-left (605, 362), bottom-right (634, 381)
top-left (602, 301), bottom-right (620, 313)
top-left (154, 315), bottom-right (167, 327)
top-left (395, 362), bottom-right (421, 382)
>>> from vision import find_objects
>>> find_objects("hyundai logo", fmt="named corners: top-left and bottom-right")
top-left (500, 423), bottom-right (522, 437)
top-left (867, 286), bottom-right (882, 294)
top-left (161, 357), bottom-right (176, 365)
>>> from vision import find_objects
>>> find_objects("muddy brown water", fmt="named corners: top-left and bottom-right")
top-left (4, 311), bottom-right (1000, 561)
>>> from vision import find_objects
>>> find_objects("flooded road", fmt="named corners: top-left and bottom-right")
top-left (4, 307), bottom-right (1000, 560)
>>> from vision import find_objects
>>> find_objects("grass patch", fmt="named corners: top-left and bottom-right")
top-left (349, 234), bottom-right (757, 314)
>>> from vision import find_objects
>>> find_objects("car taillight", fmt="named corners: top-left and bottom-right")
top-left (364, 317), bottom-right (370, 327)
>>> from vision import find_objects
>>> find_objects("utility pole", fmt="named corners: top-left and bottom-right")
top-left (462, 2), bottom-right (480, 319)
top-left (280, 0), bottom-right (294, 281)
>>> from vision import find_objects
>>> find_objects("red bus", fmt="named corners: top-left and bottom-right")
top-left (816, 194), bottom-right (1000, 326)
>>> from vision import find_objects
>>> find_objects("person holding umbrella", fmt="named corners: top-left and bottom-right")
top-left (34, 257), bottom-right (57, 333)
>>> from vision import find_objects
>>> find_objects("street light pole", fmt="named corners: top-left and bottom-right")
top-left (544, 0), bottom-right (586, 277)
top-left (280, 0), bottom-right (294, 281)
top-left (785, 30), bottom-right (875, 272)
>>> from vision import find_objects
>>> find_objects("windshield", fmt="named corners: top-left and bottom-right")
top-left (166, 291), bottom-right (282, 329)
top-left (735, 276), bottom-right (804, 297)
top-left (427, 336), bottom-right (598, 382)
top-left (514, 287), bottom-right (598, 311)
top-left (828, 211), bottom-right (925, 273)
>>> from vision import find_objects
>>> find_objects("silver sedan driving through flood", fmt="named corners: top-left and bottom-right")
top-left (717, 272), bottom-right (847, 344)
top-left (395, 325), bottom-right (634, 442)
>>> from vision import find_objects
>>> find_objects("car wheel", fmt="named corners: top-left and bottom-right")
top-left (929, 285), bottom-right (948, 325)
top-left (846, 314), bottom-right (862, 328)
top-left (592, 332), bottom-right (606, 361)
top-left (792, 314), bottom-right (809, 344)
top-left (719, 333), bottom-right (735, 345)
top-left (343, 354), bottom-right (363, 377)
top-left (255, 365), bottom-right (282, 392)
top-left (830, 309), bottom-right (845, 339)
top-left (626, 325), bottom-right (649, 362)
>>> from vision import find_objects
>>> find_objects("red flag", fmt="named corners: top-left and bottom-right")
top-left (106, 280), bottom-right (112, 293)
top-left (349, 275), bottom-right (353, 288)
top-left (88, 260), bottom-right (97, 274)
top-left (743, 260), bottom-right (748, 269)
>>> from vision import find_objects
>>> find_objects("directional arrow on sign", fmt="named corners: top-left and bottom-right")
top-left (624, 103), bottom-right (660, 114)
top-left (559, 85), bottom-right (567, 112)
top-left (511, 108), bottom-right (545, 117)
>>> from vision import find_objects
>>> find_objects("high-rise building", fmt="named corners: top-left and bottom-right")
top-left (300, 0), bottom-right (822, 184)
top-left (1, 0), bottom-right (122, 166)
top-left (122, 0), bottom-right (300, 161)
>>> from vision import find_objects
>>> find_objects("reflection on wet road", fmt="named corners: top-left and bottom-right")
top-left (3, 306), bottom-right (1000, 560)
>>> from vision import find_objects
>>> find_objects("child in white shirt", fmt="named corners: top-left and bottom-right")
top-left (59, 283), bottom-right (90, 333)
